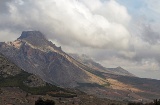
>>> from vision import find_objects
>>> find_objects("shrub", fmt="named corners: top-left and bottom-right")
top-left (35, 98), bottom-right (55, 105)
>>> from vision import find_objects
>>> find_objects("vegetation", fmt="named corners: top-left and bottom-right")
top-left (0, 71), bottom-right (77, 97)
top-left (128, 99), bottom-right (160, 105)
top-left (35, 98), bottom-right (55, 105)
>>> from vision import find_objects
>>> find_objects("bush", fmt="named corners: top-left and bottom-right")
top-left (35, 98), bottom-right (55, 105)
top-left (128, 99), bottom-right (160, 105)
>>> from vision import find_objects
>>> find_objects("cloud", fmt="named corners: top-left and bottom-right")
top-left (0, 0), bottom-right (131, 49)
top-left (100, 56), bottom-right (160, 80)
top-left (0, 0), bottom-right (160, 79)
top-left (144, 0), bottom-right (160, 14)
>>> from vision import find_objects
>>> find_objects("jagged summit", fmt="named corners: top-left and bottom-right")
top-left (18, 31), bottom-right (45, 39)
top-left (18, 31), bottom-right (50, 47)
top-left (17, 31), bottom-right (62, 51)
top-left (0, 31), bottom-right (98, 87)
top-left (116, 66), bottom-right (123, 69)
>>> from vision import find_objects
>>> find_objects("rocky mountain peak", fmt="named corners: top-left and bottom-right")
top-left (18, 31), bottom-right (49, 47)
top-left (18, 31), bottom-right (46, 40)
top-left (17, 31), bottom-right (62, 52)
top-left (116, 66), bottom-right (123, 69)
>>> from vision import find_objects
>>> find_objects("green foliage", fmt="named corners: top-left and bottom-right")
top-left (0, 71), bottom-right (30, 87)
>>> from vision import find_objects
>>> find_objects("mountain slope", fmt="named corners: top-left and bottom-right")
top-left (0, 31), bottom-right (107, 88)
top-left (0, 53), bottom-right (73, 94)
top-left (1, 31), bottom-right (160, 102)
top-left (1, 53), bottom-right (115, 105)
top-left (69, 53), bottom-right (135, 77)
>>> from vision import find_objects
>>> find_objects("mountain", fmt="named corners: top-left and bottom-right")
top-left (0, 51), bottom-right (73, 90)
top-left (69, 53), bottom-right (135, 77)
top-left (0, 41), bottom-right (129, 105)
top-left (107, 66), bottom-right (135, 77)
top-left (0, 53), bottom-right (78, 105)
top-left (1, 31), bottom-right (160, 102)
top-left (1, 53), bottom-right (125, 105)
top-left (0, 31), bottom-right (107, 88)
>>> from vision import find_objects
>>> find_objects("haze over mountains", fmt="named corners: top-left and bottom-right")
top-left (69, 53), bottom-right (135, 77)
top-left (1, 31), bottom-right (160, 102)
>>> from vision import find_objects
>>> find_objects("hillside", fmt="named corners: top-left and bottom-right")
top-left (0, 31), bottom-right (108, 88)
top-left (0, 53), bottom-right (128, 105)
top-left (1, 31), bottom-right (160, 102)
top-left (0, 53), bottom-right (78, 104)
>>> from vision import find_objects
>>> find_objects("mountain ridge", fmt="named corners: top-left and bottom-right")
top-left (1, 31), bottom-right (160, 102)
top-left (69, 53), bottom-right (135, 77)
top-left (0, 31), bottom-right (107, 88)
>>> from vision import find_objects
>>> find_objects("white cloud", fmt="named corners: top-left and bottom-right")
top-left (0, 0), bottom-right (131, 49)
top-left (145, 0), bottom-right (160, 14)
top-left (0, 0), bottom-right (160, 79)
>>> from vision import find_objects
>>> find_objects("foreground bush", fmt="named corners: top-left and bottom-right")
top-left (35, 98), bottom-right (55, 105)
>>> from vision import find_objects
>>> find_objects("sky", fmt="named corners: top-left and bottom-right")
top-left (0, 0), bottom-right (160, 80)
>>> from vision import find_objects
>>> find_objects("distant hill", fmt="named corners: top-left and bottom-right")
top-left (69, 53), bottom-right (135, 77)
top-left (107, 66), bottom-right (135, 77)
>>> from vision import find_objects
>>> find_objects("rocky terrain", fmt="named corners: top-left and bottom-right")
top-left (0, 52), bottom-right (127, 105)
top-left (0, 53), bottom-right (21, 77)
top-left (0, 53), bottom-right (76, 104)
top-left (0, 53), bottom-right (46, 87)
top-left (0, 31), bottom-right (107, 88)
top-left (1, 31), bottom-right (160, 102)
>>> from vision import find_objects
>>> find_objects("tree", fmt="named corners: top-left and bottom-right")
top-left (35, 98), bottom-right (55, 105)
